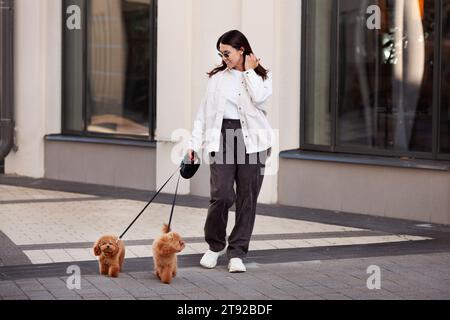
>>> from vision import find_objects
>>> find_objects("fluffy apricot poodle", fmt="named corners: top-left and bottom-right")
top-left (93, 235), bottom-right (125, 278)
top-left (152, 224), bottom-right (185, 284)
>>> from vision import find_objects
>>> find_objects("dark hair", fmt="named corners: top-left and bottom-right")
top-left (207, 30), bottom-right (269, 80)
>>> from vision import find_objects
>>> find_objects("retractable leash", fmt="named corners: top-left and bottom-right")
top-left (119, 166), bottom-right (180, 240)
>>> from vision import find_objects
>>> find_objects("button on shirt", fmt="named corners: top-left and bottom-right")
top-left (222, 69), bottom-right (243, 120)
top-left (188, 67), bottom-right (275, 154)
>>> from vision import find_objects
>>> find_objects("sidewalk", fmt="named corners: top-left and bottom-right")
top-left (1, 175), bottom-right (450, 300)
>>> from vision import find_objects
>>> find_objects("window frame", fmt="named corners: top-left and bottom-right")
top-left (61, 0), bottom-right (158, 142)
top-left (300, 0), bottom-right (449, 160)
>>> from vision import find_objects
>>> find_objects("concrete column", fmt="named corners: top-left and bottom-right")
top-left (7, 0), bottom-right (62, 177)
top-left (156, 0), bottom-right (193, 194)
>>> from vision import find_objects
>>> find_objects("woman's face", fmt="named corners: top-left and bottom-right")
top-left (218, 43), bottom-right (244, 69)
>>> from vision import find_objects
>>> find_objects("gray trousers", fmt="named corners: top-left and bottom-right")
top-left (204, 119), bottom-right (270, 259)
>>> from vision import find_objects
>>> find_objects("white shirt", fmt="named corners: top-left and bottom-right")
top-left (187, 67), bottom-right (275, 154)
top-left (222, 69), bottom-right (243, 120)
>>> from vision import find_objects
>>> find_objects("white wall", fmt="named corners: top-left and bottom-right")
top-left (6, 0), bottom-right (62, 177)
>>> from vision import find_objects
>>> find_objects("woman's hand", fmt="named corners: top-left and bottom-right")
top-left (245, 53), bottom-right (261, 71)
top-left (187, 149), bottom-right (196, 162)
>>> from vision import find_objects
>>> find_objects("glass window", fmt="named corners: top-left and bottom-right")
top-left (63, 0), bottom-right (156, 139)
top-left (440, 0), bottom-right (450, 154)
top-left (338, 0), bottom-right (435, 153)
top-left (302, 0), bottom-right (448, 159)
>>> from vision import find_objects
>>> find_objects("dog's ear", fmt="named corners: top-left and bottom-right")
top-left (157, 240), bottom-right (174, 255)
top-left (93, 239), bottom-right (101, 256)
top-left (157, 241), bottom-right (166, 254)
top-left (112, 242), bottom-right (120, 256)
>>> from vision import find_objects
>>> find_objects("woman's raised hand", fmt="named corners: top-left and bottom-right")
top-left (245, 53), bottom-right (260, 71)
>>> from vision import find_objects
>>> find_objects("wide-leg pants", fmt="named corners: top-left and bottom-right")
top-left (204, 119), bottom-right (270, 259)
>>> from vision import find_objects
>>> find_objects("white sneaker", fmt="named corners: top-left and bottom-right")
top-left (228, 258), bottom-right (246, 273)
top-left (200, 249), bottom-right (225, 269)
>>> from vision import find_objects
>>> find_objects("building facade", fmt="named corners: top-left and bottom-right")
top-left (1, 0), bottom-right (450, 225)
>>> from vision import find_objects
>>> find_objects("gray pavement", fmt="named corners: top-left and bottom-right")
top-left (1, 175), bottom-right (450, 300)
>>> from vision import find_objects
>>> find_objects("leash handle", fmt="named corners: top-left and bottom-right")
top-left (119, 165), bottom-right (180, 239)
top-left (167, 172), bottom-right (181, 231)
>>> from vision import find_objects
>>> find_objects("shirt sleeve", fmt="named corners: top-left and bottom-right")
top-left (243, 69), bottom-right (273, 111)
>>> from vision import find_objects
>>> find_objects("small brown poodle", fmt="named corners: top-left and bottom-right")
top-left (93, 235), bottom-right (125, 278)
top-left (152, 224), bottom-right (185, 284)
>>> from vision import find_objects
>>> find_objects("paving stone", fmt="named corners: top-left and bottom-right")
top-left (303, 285), bottom-right (342, 295)
top-left (82, 293), bottom-right (111, 300)
top-left (0, 282), bottom-right (25, 297)
top-left (209, 291), bottom-right (247, 300)
top-left (293, 293), bottom-right (323, 300)
top-left (46, 288), bottom-right (82, 299)
top-left (160, 294), bottom-right (189, 300)
top-left (25, 290), bottom-right (55, 300)
top-left (184, 291), bottom-right (216, 300)
top-left (123, 287), bottom-right (159, 298)
top-left (322, 280), bottom-right (352, 289)
top-left (57, 296), bottom-right (83, 300)
top-left (99, 288), bottom-right (136, 300)
top-left (3, 295), bottom-right (29, 300)
top-left (320, 293), bottom-right (352, 300)
top-left (110, 276), bottom-right (146, 288)
top-left (76, 288), bottom-right (103, 296)
top-left (273, 284), bottom-right (304, 296)
top-left (37, 278), bottom-right (68, 289)
top-left (15, 279), bottom-right (47, 292)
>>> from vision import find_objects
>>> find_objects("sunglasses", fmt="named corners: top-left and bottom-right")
top-left (218, 51), bottom-right (231, 59)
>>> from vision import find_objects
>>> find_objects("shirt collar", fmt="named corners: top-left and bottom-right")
top-left (225, 67), bottom-right (245, 74)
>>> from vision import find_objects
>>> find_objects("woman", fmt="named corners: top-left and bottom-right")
top-left (187, 30), bottom-right (275, 273)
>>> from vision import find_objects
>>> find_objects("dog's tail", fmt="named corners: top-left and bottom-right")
top-left (162, 224), bottom-right (170, 234)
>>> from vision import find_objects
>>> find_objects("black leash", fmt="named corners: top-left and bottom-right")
top-left (119, 166), bottom-right (181, 240)
top-left (167, 172), bottom-right (181, 231)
